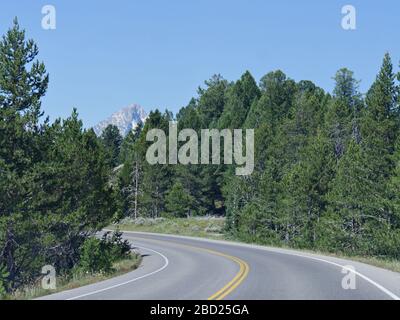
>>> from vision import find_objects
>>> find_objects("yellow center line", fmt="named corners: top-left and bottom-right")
top-left (205, 250), bottom-right (249, 300)
top-left (129, 235), bottom-right (250, 300)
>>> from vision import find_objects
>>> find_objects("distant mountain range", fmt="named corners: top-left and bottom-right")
top-left (93, 104), bottom-right (147, 137)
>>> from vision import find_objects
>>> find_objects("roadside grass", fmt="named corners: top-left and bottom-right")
top-left (111, 216), bottom-right (227, 239)
top-left (8, 253), bottom-right (142, 300)
top-left (312, 250), bottom-right (400, 273)
top-left (240, 239), bottom-right (400, 274)
top-left (111, 217), bottom-right (400, 274)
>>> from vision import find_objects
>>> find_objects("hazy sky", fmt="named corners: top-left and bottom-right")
top-left (0, 0), bottom-right (399, 128)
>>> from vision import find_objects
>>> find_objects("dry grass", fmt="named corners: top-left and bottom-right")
top-left (112, 216), bottom-right (226, 239)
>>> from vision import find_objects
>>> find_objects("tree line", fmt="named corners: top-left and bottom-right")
top-left (116, 55), bottom-right (400, 260)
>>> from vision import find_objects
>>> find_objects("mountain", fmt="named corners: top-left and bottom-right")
top-left (93, 104), bottom-right (147, 137)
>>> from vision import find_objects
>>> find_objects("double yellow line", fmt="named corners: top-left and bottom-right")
top-left (131, 235), bottom-right (249, 300)
top-left (205, 249), bottom-right (249, 300)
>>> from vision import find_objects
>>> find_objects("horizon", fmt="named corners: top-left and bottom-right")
top-left (1, 1), bottom-right (399, 128)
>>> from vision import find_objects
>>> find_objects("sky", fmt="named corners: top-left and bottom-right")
top-left (0, 0), bottom-right (399, 128)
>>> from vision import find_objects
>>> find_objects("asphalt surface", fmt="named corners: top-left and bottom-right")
top-left (39, 231), bottom-right (400, 300)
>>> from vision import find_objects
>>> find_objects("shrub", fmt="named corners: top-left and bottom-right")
top-left (78, 237), bottom-right (112, 274)
top-left (78, 231), bottom-right (132, 274)
top-left (102, 230), bottom-right (132, 262)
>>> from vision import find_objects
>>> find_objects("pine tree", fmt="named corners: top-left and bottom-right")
top-left (165, 182), bottom-right (195, 217)
top-left (360, 53), bottom-right (399, 244)
top-left (125, 110), bottom-right (174, 218)
top-left (381, 136), bottom-right (400, 258)
top-left (324, 140), bottom-right (384, 254)
top-left (0, 18), bottom-right (49, 290)
top-left (246, 70), bottom-right (296, 129)
top-left (324, 68), bottom-right (362, 160)
top-left (176, 80), bottom-right (229, 216)
top-left (197, 75), bottom-right (229, 127)
top-left (280, 132), bottom-right (333, 247)
top-left (362, 53), bottom-right (398, 167)
top-left (100, 124), bottom-right (123, 168)
top-left (26, 110), bottom-right (117, 272)
top-left (218, 71), bottom-right (260, 129)
top-left (119, 121), bottom-right (143, 163)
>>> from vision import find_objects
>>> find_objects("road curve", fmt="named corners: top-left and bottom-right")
top-left (39, 231), bottom-right (400, 300)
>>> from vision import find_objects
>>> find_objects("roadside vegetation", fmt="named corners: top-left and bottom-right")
top-left (112, 216), bottom-right (226, 239)
top-left (113, 217), bottom-right (400, 273)
top-left (8, 256), bottom-right (141, 300)
top-left (9, 256), bottom-right (141, 300)
top-left (5, 231), bottom-right (141, 300)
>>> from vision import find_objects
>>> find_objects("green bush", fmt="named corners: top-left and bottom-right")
top-left (103, 230), bottom-right (132, 262)
top-left (78, 231), bottom-right (132, 274)
top-left (78, 238), bottom-right (113, 274)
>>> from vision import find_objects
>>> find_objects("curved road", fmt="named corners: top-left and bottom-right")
top-left (39, 231), bottom-right (400, 300)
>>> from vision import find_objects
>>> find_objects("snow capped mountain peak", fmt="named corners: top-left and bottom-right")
top-left (93, 104), bottom-right (147, 137)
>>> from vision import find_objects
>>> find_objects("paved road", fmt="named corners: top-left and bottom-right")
top-left (39, 231), bottom-right (400, 300)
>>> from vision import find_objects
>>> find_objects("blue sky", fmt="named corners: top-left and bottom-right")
top-left (0, 0), bottom-right (399, 128)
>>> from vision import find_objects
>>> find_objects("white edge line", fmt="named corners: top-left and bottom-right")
top-left (66, 246), bottom-right (169, 300)
top-left (121, 230), bottom-right (400, 300)
top-left (275, 251), bottom-right (400, 300)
